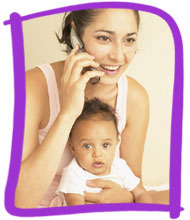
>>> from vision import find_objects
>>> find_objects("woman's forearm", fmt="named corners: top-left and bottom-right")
top-left (123, 189), bottom-right (134, 203)
top-left (15, 113), bottom-right (75, 208)
top-left (135, 192), bottom-right (153, 203)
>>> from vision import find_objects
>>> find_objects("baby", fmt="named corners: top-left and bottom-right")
top-left (56, 98), bottom-right (153, 206)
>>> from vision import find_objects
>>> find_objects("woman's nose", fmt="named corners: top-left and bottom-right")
top-left (108, 42), bottom-right (125, 62)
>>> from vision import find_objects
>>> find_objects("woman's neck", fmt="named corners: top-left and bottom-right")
top-left (85, 81), bottom-right (118, 108)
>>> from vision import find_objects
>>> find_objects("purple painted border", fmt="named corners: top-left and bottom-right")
top-left (4, 1), bottom-right (184, 219)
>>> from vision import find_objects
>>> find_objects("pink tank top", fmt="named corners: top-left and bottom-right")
top-left (37, 63), bottom-right (128, 207)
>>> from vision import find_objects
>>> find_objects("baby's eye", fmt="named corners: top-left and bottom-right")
top-left (82, 144), bottom-right (92, 150)
top-left (103, 143), bottom-right (111, 149)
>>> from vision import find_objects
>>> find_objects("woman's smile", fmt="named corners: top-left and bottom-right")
top-left (82, 9), bottom-right (137, 85)
top-left (99, 64), bottom-right (122, 76)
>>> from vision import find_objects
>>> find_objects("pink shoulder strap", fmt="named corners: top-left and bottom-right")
top-left (116, 75), bottom-right (128, 134)
top-left (38, 64), bottom-right (60, 134)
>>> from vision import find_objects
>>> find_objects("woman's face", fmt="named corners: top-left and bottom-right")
top-left (82, 9), bottom-right (138, 85)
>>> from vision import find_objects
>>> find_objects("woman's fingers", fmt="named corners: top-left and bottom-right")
top-left (76, 71), bottom-right (104, 88)
top-left (59, 46), bottom-right (103, 118)
top-left (86, 179), bottom-right (114, 189)
top-left (85, 179), bottom-right (132, 204)
top-left (64, 45), bottom-right (79, 72)
top-left (84, 191), bottom-right (103, 203)
top-left (66, 54), bottom-right (95, 76)
top-left (64, 46), bottom-right (95, 82)
top-left (70, 60), bottom-right (100, 82)
top-left (67, 45), bottom-right (79, 57)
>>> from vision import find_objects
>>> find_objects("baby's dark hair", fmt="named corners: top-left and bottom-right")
top-left (70, 98), bottom-right (119, 137)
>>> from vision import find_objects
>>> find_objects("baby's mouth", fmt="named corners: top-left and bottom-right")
top-left (92, 161), bottom-right (104, 168)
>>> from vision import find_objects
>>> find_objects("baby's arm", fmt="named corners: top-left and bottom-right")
top-left (64, 193), bottom-right (85, 206)
top-left (132, 184), bottom-right (154, 203)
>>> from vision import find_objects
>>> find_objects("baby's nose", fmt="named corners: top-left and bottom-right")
top-left (93, 147), bottom-right (102, 158)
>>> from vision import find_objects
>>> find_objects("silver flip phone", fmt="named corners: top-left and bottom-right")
top-left (70, 27), bottom-right (100, 85)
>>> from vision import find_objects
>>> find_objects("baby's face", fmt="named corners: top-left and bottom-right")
top-left (70, 118), bottom-right (119, 176)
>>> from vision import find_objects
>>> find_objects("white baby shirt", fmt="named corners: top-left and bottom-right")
top-left (56, 157), bottom-right (140, 197)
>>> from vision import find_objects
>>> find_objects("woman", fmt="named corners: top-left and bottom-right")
top-left (15, 8), bottom-right (169, 208)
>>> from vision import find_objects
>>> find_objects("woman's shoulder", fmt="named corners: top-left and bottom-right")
top-left (25, 61), bottom-right (64, 94)
top-left (126, 75), bottom-right (149, 106)
top-left (51, 60), bottom-right (65, 77)
top-left (25, 61), bottom-right (64, 128)
top-left (25, 66), bottom-right (48, 99)
top-left (25, 67), bottom-right (50, 127)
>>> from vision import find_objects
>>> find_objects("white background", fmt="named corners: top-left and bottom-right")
top-left (0, 0), bottom-right (189, 220)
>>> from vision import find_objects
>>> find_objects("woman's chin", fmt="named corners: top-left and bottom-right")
top-left (98, 73), bottom-right (123, 85)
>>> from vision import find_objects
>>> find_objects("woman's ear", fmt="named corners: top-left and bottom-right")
top-left (68, 138), bottom-right (75, 155)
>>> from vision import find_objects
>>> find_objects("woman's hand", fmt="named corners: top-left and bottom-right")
top-left (60, 45), bottom-right (104, 120)
top-left (84, 179), bottom-right (134, 204)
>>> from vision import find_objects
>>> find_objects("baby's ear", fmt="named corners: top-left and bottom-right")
top-left (68, 139), bottom-right (75, 155)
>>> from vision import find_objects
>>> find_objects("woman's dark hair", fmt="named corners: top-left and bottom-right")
top-left (57, 9), bottom-right (140, 49)
top-left (133, 10), bottom-right (140, 27)
top-left (70, 98), bottom-right (119, 137)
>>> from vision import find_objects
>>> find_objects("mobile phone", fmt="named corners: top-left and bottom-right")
top-left (70, 27), bottom-right (100, 85)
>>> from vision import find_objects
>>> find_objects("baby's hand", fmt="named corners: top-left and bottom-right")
top-left (64, 193), bottom-right (85, 206)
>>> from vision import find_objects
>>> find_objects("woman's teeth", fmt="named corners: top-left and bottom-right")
top-left (100, 65), bottom-right (120, 71)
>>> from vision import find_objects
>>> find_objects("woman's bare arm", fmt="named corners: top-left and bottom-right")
top-left (15, 47), bottom-right (104, 208)
top-left (120, 76), bottom-right (149, 178)
top-left (132, 185), bottom-right (153, 203)
top-left (121, 77), bottom-right (169, 205)
top-left (15, 68), bottom-right (76, 208)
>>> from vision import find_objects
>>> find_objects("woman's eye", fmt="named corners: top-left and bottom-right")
top-left (125, 38), bottom-right (136, 45)
top-left (103, 143), bottom-right (111, 149)
top-left (82, 144), bottom-right (92, 150)
top-left (97, 36), bottom-right (110, 42)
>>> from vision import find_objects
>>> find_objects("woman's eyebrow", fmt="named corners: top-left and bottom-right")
top-left (95, 29), bottom-right (114, 34)
top-left (94, 29), bottom-right (137, 36)
top-left (127, 32), bottom-right (137, 36)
